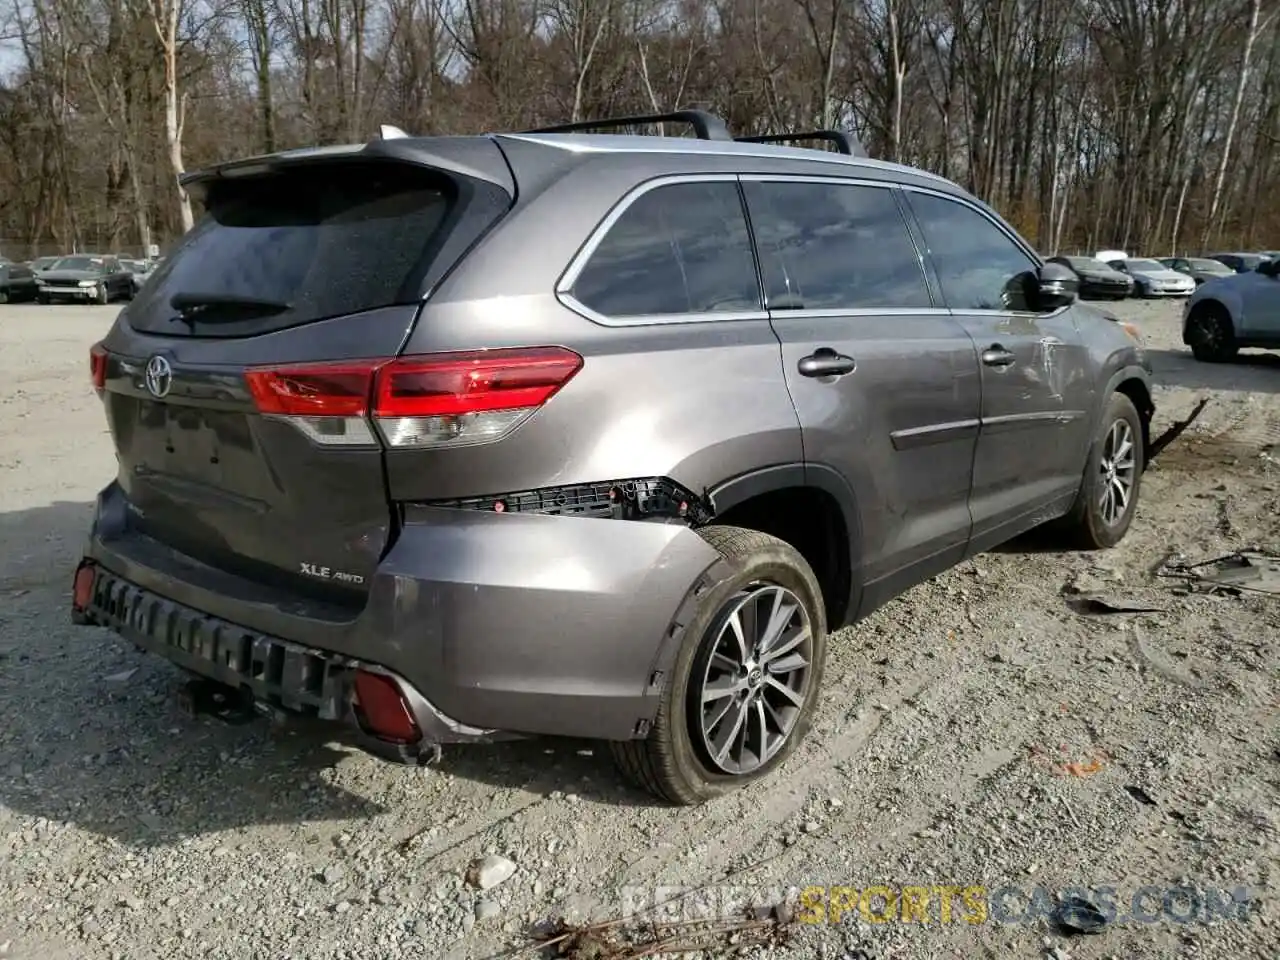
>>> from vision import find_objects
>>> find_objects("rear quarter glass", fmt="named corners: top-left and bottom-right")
top-left (125, 159), bottom-right (511, 338)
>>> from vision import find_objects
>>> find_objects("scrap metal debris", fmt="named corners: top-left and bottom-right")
top-left (1064, 596), bottom-right (1164, 616)
top-left (529, 906), bottom-right (794, 959)
top-left (1124, 785), bottom-right (1157, 806)
top-left (1156, 550), bottom-right (1280, 599)
top-left (1054, 894), bottom-right (1110, 935)
top-left (1147, 397), bottom-right (1210, 462)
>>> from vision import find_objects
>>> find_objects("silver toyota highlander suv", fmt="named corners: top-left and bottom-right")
top-left (73, 111), bottom-right (1155, 805)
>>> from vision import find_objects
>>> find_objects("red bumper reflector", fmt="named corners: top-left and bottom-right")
top-left (72, 562), bottom-right (96, 611)
top-left (353, 670), bottom-right (422, 745)
top-left (90, 343), bottom-right (108, 392)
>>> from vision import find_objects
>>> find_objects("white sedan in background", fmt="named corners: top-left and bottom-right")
top-left (1106, 257), bottom-right (1196, 298)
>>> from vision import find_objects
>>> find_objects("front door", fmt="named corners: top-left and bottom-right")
top-left (901, 188), bottom-right (1095, 551)
top-left (741, 176), bottom-right (982, 612)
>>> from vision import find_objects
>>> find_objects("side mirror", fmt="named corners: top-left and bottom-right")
top-left (1036, 261), bottom-right (1079, 310)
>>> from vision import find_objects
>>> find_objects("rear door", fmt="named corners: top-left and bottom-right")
top-left (742, 176), bottom-right (981, 602)
top-left (900, 188), bottom-right (1094, 550)
top-left (96, 149), bottom-right (513, 602)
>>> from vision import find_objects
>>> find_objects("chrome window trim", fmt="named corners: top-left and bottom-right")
top-left (555, 173), bottom-right (770, 328)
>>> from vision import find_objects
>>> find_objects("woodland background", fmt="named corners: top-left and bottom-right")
top-left (0, 0), bottom-right (1276, 258)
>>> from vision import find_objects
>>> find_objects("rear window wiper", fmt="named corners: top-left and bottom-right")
top-left (168, 292), bottom-right (292, 325)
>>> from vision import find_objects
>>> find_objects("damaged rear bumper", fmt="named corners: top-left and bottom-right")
top-left (75, 562), bottom-right (506, 763)
top-left (75, 482), bottom-right (723, 758)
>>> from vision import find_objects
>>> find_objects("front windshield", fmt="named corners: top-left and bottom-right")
top-left (52, 256), bottom-right (105, 273)
top-left (1066, 257), bottom-right (1109, 272)
top-left (1125, 259), bottom-right (1164, 271)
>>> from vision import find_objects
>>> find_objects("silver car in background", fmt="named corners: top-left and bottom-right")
top-left (1108, 257), bottom-right (1195, 297)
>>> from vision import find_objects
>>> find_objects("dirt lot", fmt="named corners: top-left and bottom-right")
top-left (0, 300), bottom-right (1277, 960)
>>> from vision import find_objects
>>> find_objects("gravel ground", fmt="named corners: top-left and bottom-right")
top-left (0, 300), bottom-right (1277, 960)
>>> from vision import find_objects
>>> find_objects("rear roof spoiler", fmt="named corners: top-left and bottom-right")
top-left (179, 137), bottom-right (517, 198)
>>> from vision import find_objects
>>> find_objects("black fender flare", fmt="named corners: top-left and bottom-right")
top-left (634, 462), bottom-right (864, 735)
top-left (705, 461), bottom-right (864, 627)
top-left (1097, 363), bottom-right (1155, 464)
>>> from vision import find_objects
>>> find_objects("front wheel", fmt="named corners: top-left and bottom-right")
top-left (1056, 392), bottom-right (1144, 550)
top-left (95, 284), bottom-right (110, 305)
top-left (1187, 306), bottom-right (1237, 362)
top-left (609, 525), bottom-right (827, 805)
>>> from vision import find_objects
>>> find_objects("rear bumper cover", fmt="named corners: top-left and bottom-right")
top-left (79, 482), bottom-right (723, 747)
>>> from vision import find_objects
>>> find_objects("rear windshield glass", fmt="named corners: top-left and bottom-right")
top-left (127, 161), bottom-right (456, 337)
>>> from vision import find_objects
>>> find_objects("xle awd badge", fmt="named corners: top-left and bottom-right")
top-left (300, 562), bottom-right (365, 585)
top-left (144, 355), bottom-right (172, 399)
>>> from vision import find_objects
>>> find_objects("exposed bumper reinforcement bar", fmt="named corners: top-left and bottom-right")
top-left (77, 562), bottom-right (516, 763)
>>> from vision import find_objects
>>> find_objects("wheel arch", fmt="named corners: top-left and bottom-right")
top-left (706, 463), bottom-right (862, 629)
top-left (1100, 366), bottom-right (1154, 469)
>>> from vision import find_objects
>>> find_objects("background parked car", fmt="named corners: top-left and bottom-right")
top-left (1208, 252), bottom-right (1267, 273)
top-left (35, 255), bottom-right (134, 304)
top-left (119, 258), bottom-right (156, 294)
top-left (29, 255), bottom-right (62, 277)
top-left (1046, 255), bottom-right (1133, 299)
top-left (0, 260), bottom-right (39, 302)
top-left (1158, 256), bottom-right (1235, 285)
top-left (1107, 257), bottom-right (1195, 297)
top-left (1183, 255), bottom-right (1280, 361)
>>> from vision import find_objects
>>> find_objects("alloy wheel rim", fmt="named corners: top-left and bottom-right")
top-left (1098, 418), bottom-right (1136, 525)
top-left (695, 583), bottom-right (813, 775)
top-left (1197, 315), bottom-right (1221, 350)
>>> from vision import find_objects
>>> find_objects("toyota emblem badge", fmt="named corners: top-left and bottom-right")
top-left (144, 355), bottom-right (172, 399)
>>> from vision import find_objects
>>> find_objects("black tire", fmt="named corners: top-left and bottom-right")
top-left (95, 284), bottom-right (110, 305)
top-left (1186, 304), bottom-right (1238, 362)
top-left (609, 525), bottom-right (828, 805)
top-left (36, 293), bottom-right (49, 305)
top-left (0, 288), bottom-right (9, 304)
top-left (1057, 392), bottom-right (1144, 550)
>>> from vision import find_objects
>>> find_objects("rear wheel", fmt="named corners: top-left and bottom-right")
top-left (1056, 392), bottom-right (1144, 550)
top-left (1187, 305), bottom-right (1237, 362)
top-left (609, 525), bottom-right (827, 805)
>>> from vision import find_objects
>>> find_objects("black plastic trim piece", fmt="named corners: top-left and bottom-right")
top-left (422, 477), bottom-right (714, 524)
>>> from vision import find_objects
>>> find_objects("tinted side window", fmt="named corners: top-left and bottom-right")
top-left (907, 192), bottom-right (1038, 311)
top-left (743, 181), bottom-right (931, 310)
top-left (571, 181), bottom-right (761, 318)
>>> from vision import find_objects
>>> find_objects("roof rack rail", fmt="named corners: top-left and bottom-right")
top-left (524, 110), bottom-right (733, 141)
top-left (735, 129), bottom-right (867, 158)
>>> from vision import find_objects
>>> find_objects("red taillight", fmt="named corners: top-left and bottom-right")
top-left (89, 343), bottom-right (108, 392)
top-left (72, 561), bottom-right (96, 612)
top-left (243, 347), bottom-right (582, 448)
top-left (353, 670), bottom-right (421, 744)
top-left (373, 347), bottom-right (583, 417)
top-left (244, 362), bottom-right (373, 417)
